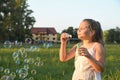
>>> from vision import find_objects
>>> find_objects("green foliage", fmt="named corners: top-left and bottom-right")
top-left (0, 44), bottom-right (120, 80)
top-left (104, 27), bottom-right (120, 43)
top-left (0, 0), bottom-right (35, 42)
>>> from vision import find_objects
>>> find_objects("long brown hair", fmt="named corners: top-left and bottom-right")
top-left (83, 19), bottom-right (104, 46)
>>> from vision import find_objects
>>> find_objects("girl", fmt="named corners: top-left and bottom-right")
top-left (59, 19), bottom-right (105, 80)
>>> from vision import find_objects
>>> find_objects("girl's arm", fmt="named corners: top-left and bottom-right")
top-left (59, 33), bottom-right (76, 62)
top-left (79, 43), bottom-right (105, 72)
top-left (87, 43), bottom-right (105, 72)
top-left (59, 43), bottom-right (76, 62)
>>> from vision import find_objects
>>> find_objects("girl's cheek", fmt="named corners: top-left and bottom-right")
top-left (84, 30), bottom-right (90, 36)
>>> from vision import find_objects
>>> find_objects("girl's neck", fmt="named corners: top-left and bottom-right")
top-left (82, 40), bottom-right (93, 45)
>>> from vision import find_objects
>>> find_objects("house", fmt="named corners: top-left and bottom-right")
top-left (31, 27), bottom-right (58, 42)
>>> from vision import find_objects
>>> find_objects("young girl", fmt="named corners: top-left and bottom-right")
top-left (59, 19), bottom-right (105, 80)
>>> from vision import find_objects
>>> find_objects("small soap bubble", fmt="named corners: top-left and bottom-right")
top-left (34, 62), bottom-right (40, 66)
top-left (30, 46), bottom-right (37, 51)
top-left (4, 68), bottom-right (10, 75)
top-left (16, 69), bottom-right (19, 74)
top-left (9, 72), bottom-right (16, 79)
top-left (28, 58), bottom-right (34, 64)
top-left (12, 52), bottom-right (19, 58)
top-left (24, 64), bottom-right (29, 70)
top-left (15, 60), bottom-right (21, 65)
top-left (24, 58), bottom-right (30, 64)
top-left (19, 73), bottom-right (27, 79)
top-left (19, 48), bottom-right (26, 54)
top-left (18, 68), bottom-right (28, 74)
top-left (18, 68), bottom-right (28, 79)
top-left (31, 69), bottom-right (36, 75)
top-left (3, 41), bottom-right (12, 48)
top-left (25, 38), bottom-right (32, 44)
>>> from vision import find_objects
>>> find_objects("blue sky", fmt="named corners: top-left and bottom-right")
top-left (28, 0), bottom-right (120, 33)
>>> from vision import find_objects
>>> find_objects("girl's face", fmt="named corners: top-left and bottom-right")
top-left (77, 21), bottom-right (94, 40)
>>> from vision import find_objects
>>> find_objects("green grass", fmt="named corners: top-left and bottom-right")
top-left (0, 44), bottom-right (120, 80)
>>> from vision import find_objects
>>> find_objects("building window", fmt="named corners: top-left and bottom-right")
top-left (53, 38), bottom-right (55, 40)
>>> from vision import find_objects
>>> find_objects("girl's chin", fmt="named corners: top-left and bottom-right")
top-left (78, 36), bottom-right (82, 38)
top-left (78, 37), bottom-right (82, 40)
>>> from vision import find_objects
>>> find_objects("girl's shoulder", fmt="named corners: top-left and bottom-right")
top-left (94, 42), bottom-right (103, 47)
top-left (93, 42), bottom-right (104, 50)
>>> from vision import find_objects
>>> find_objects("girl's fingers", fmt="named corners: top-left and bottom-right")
top-left (78, 47), bottom-right (89, 56)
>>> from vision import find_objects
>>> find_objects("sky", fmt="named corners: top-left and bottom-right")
top-left (28, 0), bottom-right (120, 33)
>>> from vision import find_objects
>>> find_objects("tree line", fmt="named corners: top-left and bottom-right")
top-left (0, 0), bottom-right (35, 43)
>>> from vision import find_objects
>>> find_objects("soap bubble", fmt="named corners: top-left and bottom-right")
top-left (4, 68), bottom-right (10, 75)
top-left (12, 52), bottom-right (19, 58)
top-left (19, 48), bottom-right (26, 54)
top-left (24, 58), bottom-right (30, 64)
top-left (31, 69), bottom-right (36, 75)
top-left (18, 68), bottom-right (28, 74)
top-left (19, 73), bottom-right (27, 79)
top-left (4, 41), bottom-right (12, 48)
top-left (25, 38), bottom-right (32, 44)
top-left (28, 58), bottom-right (35, 64)
top-left (29, 46), bottom-right (37, 51)
top-left (18, 68), bottom-right (28, 79)
top-left (34, 62), bottom-right (40, 66)
top-left (24, 64), bottom-right (29, 70)
top-left (9, 72), bottom-right (16, 80)
top-left (15, 69), bottom-right (19, 74)
top-left (15, 59), bottom-right (21, 65)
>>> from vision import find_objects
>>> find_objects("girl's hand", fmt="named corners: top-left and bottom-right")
top-left (60, 33), bottom-right (68, 44)
top-left (78, 47), bottom-right (91, 58)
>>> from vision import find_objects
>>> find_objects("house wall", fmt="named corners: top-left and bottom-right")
top-left (47, 34), bottom-right (57, 42)
top-left (32, 33), bottom-right (58, 42)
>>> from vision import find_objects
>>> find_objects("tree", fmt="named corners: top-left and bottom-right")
top-left (104, 27), bottom-right (120, 43)
top-left (0, 0), bottom-right (35, 42)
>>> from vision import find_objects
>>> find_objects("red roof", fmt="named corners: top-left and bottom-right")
top-left (31, 27), bottom-right (57, 34)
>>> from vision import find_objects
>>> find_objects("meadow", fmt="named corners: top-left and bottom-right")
top-left (0, 44), bottom-right (120, 80)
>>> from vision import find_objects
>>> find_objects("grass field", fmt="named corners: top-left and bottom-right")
top-left (0, 44), bottom-right (120, 80)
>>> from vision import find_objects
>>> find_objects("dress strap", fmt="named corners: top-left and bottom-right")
top-left (91, 43), bottom-right (97, 51)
